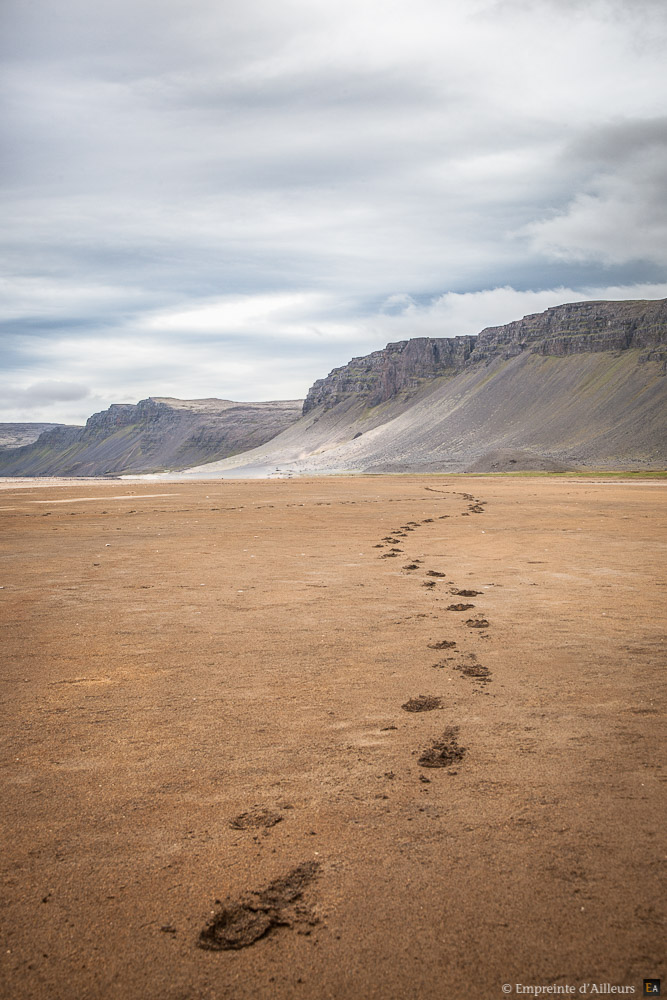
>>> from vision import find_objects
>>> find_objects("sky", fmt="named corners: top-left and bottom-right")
top-left (2, 0), bottom-right (667, 425)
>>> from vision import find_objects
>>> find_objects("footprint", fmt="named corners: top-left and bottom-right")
top-left (447, 603), bottom-right (475, 611)
top-left (197, 862), bottom-right (320, 951)
top-left (466, 618), bottom-right (489, 629)
top-left (418, 727), bottom-right (466, 768)
top-left (454, 655), bottom-right (492, 684)
top-left (426, 570), bottom-right (446, 578)
top-left (229, 808), bottom-right (283, 830)
top-left (402, 563), bottom-right (419, 570)
top-left (401, 695), bottom-right (443, 712)
top-left (450, 589), bottom-right (482, 597)
top-left (423, 580), bottom-right (437, 588)
top-left (427, 640), bottom-right (457, 649)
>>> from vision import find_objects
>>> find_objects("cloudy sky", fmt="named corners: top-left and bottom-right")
top-left (2, 0), bottom-right (667, 424)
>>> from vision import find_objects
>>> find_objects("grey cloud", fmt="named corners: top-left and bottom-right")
top-left (4, 380), bottom-right (91, 405)
top-left (568, 118), bottom-right (667, 166)
top-left (491, 0), bottom-right (667, 18)
top-left (523, 134), bottom-right (667, 266)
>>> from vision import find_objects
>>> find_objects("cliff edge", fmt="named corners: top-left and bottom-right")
top-left (303, 298), bottom-right (667, 415)
top-left (0, 397), bottom-right (303, 477)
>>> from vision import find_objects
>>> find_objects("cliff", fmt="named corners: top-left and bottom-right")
top-left (474, 297), bottom-right (667, 358)
top-left (0, 423), bottom-right (76, 450)
top-left (303, 298), bottom-right (667, 414)
top-left (303, 335), bottom-right (475, 413)
top-left (183, 297), bottom-right (667, 478)
top-left (0, 397), bottom-right (303, 477)
top-left (4, 298), bottom-right (666, 479)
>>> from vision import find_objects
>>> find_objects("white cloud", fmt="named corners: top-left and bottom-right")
top-left (141, 292), bottom-right (349, 338)
top-left (0, 276), bottom-right (153, 321)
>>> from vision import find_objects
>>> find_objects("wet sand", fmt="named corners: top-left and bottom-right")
top-left (1, 476), bottom-right (664, 999)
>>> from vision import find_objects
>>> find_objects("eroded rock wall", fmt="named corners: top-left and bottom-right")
top-left (303, 335), bottom-right (475, 413)
top-left (0, 397), bottom-right (303, 476)
top-left (303, 299), bottom-right (667, 414)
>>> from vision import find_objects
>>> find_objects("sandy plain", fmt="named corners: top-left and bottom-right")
top-left (0, 475), bottom-right (664, 1000)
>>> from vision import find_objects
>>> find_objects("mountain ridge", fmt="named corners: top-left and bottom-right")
top-left (0, 397), bottom-right (303, 477)
top-left (0, 423), bottom-right (76, 450)
top-left (302, 298), bottom-right (667, 415)
top-left (2, 298), bottom-right (666, 478)
top-left (177, 298), bottom-right (667, 478)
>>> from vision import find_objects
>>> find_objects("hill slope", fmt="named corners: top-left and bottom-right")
top-left (176, 298), bottom-right (667, 477)
top-left (0, 397), bottom-right (303, 477)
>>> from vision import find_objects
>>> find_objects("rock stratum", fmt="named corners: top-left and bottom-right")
top-left (0, 397), bottom-right (303, 477)
top-left (180, 298), bottom-right (667, 477)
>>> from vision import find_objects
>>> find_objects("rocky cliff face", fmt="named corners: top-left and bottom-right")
top-left (474, 298), bottom-right (667, 359)
top-left (0, 397), bottom-right (302, 477)
top-left (303, 298), bottom-right (667, 414)
top-left (0, 423), bottom-right (75, 450)
top-left (303, 336), bottom-right (475, 413)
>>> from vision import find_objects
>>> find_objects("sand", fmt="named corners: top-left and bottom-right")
top-left (0, 476), bottom-right (664, 999)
